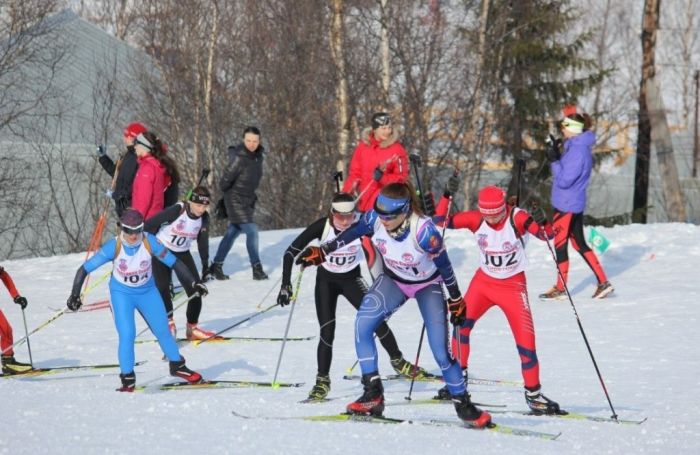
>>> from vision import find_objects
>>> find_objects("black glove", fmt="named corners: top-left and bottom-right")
top-left (193, 281), bottom-right (208, 297)
top-left (67, 294), bottom-right (82, 311)
top-left (530, 204), bottom-right (548, 225)
top-left (295, 246), bottom-right (326, 266)
top-left (14, 295), bottom-right (28, 310)
top-left (96, 144), bottom-right (106, 157)
top-left (446, 174), bottom-right (460, 195)
top-left (373, 167), bottom-right (384, 182)
top-left (421, 192), bottom-right (436, 217)
top-left (201, 265), bottom-right (211, 282)
top-left (447, 296), bottom-right (466, 326)
top-left (545, 134), bottom-right (562, 162)
top-left (277, 283), bottom-right (293, 307)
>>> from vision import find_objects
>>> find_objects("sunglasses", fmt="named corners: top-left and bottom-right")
top-left (121, 222), bottom-right (144, 235)
top-left (377, 211), bottom-right (407, 221)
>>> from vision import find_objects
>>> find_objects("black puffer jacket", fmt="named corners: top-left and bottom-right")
top-left (98, 146), bottom-right (138, 217)
top-left (219, 144), bottom-right (264, 224)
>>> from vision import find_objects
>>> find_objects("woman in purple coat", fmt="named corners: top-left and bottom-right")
top-left (540, 109), bottom-right (613, 300)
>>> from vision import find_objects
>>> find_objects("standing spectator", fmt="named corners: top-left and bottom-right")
top-left (342, 112), bottom-right (409, 212)
top-left (1, 266), bottom-right (31, 374)
top-left (540, 107), bottom-right (613, 300)
top-left (131, 132), bottom-right (180, 220)
top-left (209, 126), bottom-right (268, 281)
top-left (96, 122), bottom-right (147, 217)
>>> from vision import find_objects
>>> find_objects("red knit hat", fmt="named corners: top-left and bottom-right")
top-left (562, 105), bottom-right (577, 118)
top-left (478, 186), bottom-right (506, 216)
top-left (123, 122), bottom-right (147, 138)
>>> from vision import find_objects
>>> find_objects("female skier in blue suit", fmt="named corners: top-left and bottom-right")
top-left (295, 182), bottom-right (491, 428)
top-left (66, 208), bottom-right (208, 391)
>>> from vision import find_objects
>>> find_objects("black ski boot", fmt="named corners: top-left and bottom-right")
top-left (209, 262), bottom-right (229, 280)
top-left (346, 373), bottom-right (385, 416)
top-left (252, 262), bottom-right (268, 280)
top-left (117, 372), bottom-right (136, 392)
top-left (1, 355), bottom-right (32, 374)
top-left (169, 357), bottom-right (203, 383)
top-left (434, 368), bottom-right (468, 400)
top-left (525, 386), bottom-right (561, 414)
top-left (453, 393), bottom-right (491, 428)
top-left (390, 356), bottom-right (429, 378)
top-left (307, 374), bottom-right (331, 401)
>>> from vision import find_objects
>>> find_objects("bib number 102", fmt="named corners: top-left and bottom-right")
top-left (483, 252), bottom-right (516, 268)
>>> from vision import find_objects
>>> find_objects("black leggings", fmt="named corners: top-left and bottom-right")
top-left (152, 251), bottom-right (202, 324)
top-left (314, 268), bottom-right (402, 376)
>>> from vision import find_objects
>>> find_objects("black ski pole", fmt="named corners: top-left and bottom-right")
top-left (516, 159), bottom-right (525, 206)
top-left (186, 168), bottom-right (211, 200)
top-left (543, 238), bottom-right (619, 421)
top-left (409, 154), bottom-right (429, 210)
top-left (332, 171), bottom-right (343, 193)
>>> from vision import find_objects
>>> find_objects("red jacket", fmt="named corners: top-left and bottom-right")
top-left (131, 155), bottom-right (168, 220)
top-left (342, 128), bottom-right (409, 212)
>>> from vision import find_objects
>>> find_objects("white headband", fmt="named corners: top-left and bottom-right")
top-left (134, 133), bottom-right (153, 149)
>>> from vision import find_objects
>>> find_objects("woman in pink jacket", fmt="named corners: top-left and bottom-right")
top-left (342, 113), bottom-right (409, 212)
top-left (131, 132), bottom-right (180, 220)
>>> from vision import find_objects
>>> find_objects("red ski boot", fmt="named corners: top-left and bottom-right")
top-left (169, 357), bottom-right (202, 383)
top-left (346, 373), bottom-right (385, 416)
top-left (116, 372), bottom-right (136, 392)
top-left (453, 393), bottom-right (491, 428)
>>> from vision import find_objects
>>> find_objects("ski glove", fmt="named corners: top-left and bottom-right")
top-left (420, 192), bottom-right (436, 217)
top-left (193, 281), bottom-right (208, 297)
top-left (545, 134), bottom-right (562, 162)
top-left (14, 295), bottom-right (28, 310)
top-left (446, 174), bottom-right (460, 196)
top-left (447, 296), bottom-right (466, 326)
top-left (530, 204), bottom-right (548, 226)
top-left (96, 144), bottom-right (106, 157)
top-left (277, 283), bottom-right (294, 307)
top-left (67, 294), bottom-right (82, 312)
top-left (295, 246), bottom-right (326, 267)
top-left (373, 167), bottom-right (384, 182)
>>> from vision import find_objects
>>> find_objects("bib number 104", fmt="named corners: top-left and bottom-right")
top-left (123, 272), bottom-right (149, 284)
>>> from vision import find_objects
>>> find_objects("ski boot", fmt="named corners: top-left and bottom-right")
top-left (186, 323), bottom-right (216, 341)
top-left (453, 393), bottom-right (491, 428)
top-left (539, 286), bottom-right (566, 300)
top-left (306, 374), bottom-right (331, 401)
top-left (1, 355), bottom-right (33, 374)
top-left (346, 373), bottom-right (385, 416)
top-left (390, 356), bottom-right (429, 379)
top-left (525, 386), bottom-right (561, 415)
top-left (592, 281), bottom-right (614, 299)
top-left (169, 357), bottom-right (202, 383)
top-left (117, 372), bottom-right (136, 392)
top-left (209, 262), bottom-right (229, 280)
top-left (434, 368), bottom-right (468, 400)
top-left (252, 262), bottom-right (268, 280)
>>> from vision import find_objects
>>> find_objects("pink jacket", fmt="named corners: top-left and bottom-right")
top-left (131, 155), bottom-right (168, 220)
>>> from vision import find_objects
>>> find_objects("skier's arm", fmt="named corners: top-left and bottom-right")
top-left (377, 147), bottom-right (409, 186)
top-left (196, 213), bottom-right (211, 268)
top-left (551, 149), bottom-right (585, 189)
top-left (144, 203), bottom-right (183, 234)
top-left (321, 211), bottom-right (376, 255)
top-left (282, 217), bottom-right (326, 285)
top-left (416, 222), bottom-right (461, 300)
top-left (70, 239), bottom-right (117, 296)
top-left (0, 266), bottom-right (20, 299)
top-left (513, 209), bottom-right (554, 240)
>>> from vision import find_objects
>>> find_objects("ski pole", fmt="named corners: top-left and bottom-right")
top-left (81, 269), bottom-right (111, 298)
top-left (256, 275), bottom-right (283, 309)
top-left (196, 300), bottom-right (283, 345)
top-left (20, 307), bottom-right (33, 367)
top-left (185, 168), bottom-right (211, 200)
top-left (135, 291), bottom-right (195, 339)
top-left (1, 308), bottom-right (67, 355)
top-left (542, 237), bottom-right (618, 420)
top-left (405, 324), bottom-right (426, 401)
top-left (271, 267), bottom-right (305, 388)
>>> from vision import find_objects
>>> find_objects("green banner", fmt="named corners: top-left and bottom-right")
top-left (588, 227), bottom-right (610, 254)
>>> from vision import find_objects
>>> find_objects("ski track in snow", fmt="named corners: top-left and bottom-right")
top-left (1, 224), bottom-right (699, 454)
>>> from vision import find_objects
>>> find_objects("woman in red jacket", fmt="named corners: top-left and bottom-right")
top-left (131, 132), bottom-right (180, 219)
top-left (342, 113), bottom-right (409, 212)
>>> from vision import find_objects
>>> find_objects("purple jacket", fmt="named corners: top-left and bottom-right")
top-left (550, 130), bottom-right (595, 213)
